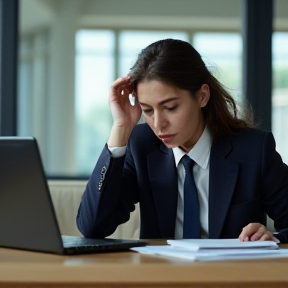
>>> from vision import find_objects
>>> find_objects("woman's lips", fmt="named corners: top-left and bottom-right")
top-left (159, 134), bottom-right (175, 143)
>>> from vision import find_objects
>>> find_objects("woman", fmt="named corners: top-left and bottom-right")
top-left (76, 39), bottom-right (288, 242)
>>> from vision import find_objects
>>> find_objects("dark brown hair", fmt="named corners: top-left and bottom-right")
top-left (129, 38), bottom-right (254, 142)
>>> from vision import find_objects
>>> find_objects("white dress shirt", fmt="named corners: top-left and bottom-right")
top-left (108, 126), bottom-right (212, 239)
top-left (172, 126), bottom-right (212, 239)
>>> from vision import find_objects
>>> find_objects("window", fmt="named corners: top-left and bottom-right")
top-left (272, 32), bottom-right (288, 163)
top-left (193, 33), bottom-right (242, 101)
top-left (75, 30), bottom-right (115, 174)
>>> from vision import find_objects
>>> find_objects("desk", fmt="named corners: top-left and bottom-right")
top-left (1, 241), bottom-right (288, 288)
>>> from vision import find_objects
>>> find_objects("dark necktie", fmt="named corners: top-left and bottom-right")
top-left (182, 155), bottom-right (201, 238)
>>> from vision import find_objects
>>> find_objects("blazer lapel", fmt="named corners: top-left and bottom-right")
top-left (147, 143), bottom-right (178, 238)
top-left (209, 137), bottom-right (239, 238)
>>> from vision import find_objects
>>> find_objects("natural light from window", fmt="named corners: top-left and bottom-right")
top-left (272, 32), bottom-right (288, 163)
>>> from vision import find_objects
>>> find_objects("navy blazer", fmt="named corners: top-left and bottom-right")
top-left (77, 123), bottom-right (288, 242)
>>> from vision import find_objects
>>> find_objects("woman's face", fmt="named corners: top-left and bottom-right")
top-left (137, 80), bottom-right (209, 152)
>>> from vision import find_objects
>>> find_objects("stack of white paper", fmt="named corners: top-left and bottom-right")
top-left (167, 238), bottom-right (279, 250)
top-left (131, 239), bottom-right (288, 261)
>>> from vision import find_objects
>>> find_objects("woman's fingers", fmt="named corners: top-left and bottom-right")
top-left (239, 222), bottom-right (279, 242)
top-left (249, 225), bottom-right (267, 241)
top-left (108, 76), bottom-right (142, 129)
top-left (239, 223), bottom-right (262, 241)
top-left (110, 77), bottom-right (131, 98)
top-left (239, 223), bottom-right (261, 241)
top-left (259, 233), bottom-right (270, 241)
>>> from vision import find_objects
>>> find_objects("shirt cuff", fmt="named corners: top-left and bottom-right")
top-left (108, 146), bottom-right (127, 158)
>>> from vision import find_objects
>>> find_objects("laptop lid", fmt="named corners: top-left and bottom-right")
top-left (0, 137), bottom-right (64, 254)
top-left (0, 137), bottom-right (146, 254)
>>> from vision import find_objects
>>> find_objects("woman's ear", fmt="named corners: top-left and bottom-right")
top-left (197, 84), bottom-right (210, 108)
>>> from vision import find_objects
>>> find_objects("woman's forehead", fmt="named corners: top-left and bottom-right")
top-left (137, 80), bottom-right (193, 106)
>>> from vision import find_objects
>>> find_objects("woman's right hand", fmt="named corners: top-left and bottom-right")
top-left (108, 76), bottom-right (142, 147)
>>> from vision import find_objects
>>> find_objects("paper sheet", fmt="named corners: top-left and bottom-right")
top-left (131, 245), bottom-right (288, 261)
top-left (167, 238), bottom-right (279, 250)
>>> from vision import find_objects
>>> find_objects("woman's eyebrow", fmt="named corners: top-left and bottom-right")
top-left (139, 97), bottom-right (178, 107)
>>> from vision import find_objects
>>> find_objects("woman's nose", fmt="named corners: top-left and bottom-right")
top-left (153, 112), bottom-right (167, 130)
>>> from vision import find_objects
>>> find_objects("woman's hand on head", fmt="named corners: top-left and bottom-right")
top-left (239, 223), bottom-right (279, 243)
top-left (109, 76), bottom-right (142, 128)
top-left (108, 76), bottom-right (142, 147)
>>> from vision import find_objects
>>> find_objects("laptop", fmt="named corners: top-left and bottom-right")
top-left (0, 137), bottom-right (146, 255)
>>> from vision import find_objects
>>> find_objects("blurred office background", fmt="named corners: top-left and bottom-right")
top-left (1, 0), bottom-right (287, 178)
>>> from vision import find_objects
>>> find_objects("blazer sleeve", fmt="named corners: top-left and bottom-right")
top-left (261, 132), bottom-right (288, 235)
top-left (274, 229), bottom-right (288, 243)
top-left (76, 143), bottom-right (139, 238)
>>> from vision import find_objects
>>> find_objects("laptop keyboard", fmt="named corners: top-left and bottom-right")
top-left (61, 235), bottom-right (146, 254)
top-left (62, 235), bottom-right (103, 247)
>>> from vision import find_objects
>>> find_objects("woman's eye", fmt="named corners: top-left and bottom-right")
top-left (166, 106), bottom-right (177, 111)
top-left (143, 109), bottom-right (153, 114)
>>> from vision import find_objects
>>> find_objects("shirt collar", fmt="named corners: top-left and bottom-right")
top-left (172, 126), bottom-right (212, 169)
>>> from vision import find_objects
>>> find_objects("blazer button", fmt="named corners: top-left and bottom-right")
top-left (101, 166), bottom-right (107, 173)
